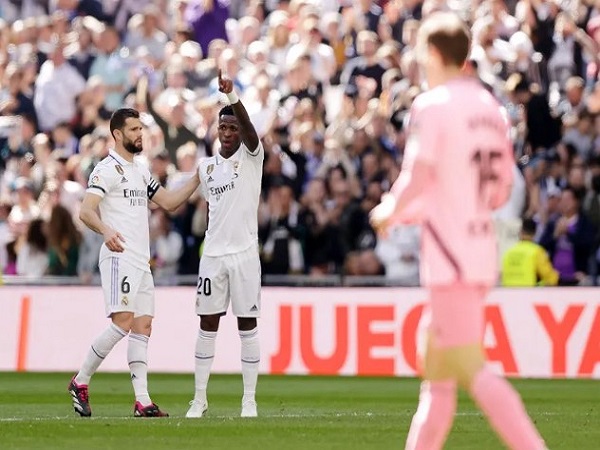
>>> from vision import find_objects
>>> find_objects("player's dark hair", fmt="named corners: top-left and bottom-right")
top-left (219, 105), bottom-right (235, 118)
top-left (109, 108), bottom-right (140, 139)
top-left (418, 12), bottom-right (470, 67)
top-left (521, 218), bottom-right (537, 236)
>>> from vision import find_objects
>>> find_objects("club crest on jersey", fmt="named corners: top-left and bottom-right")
top-left (234, 162), bottom-right (239, 171)
top-left (89, 175), bottom-right (100, 186)
top-left (207, 164), bottom-right (214, 175)
top-left (121, 295), bottom-right (128, 305)
top-left (115, 165), bottom-right (124, 175)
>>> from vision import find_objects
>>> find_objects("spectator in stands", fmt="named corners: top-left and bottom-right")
top-left (297, 177), bottom-right (336, 275)
top-left (0, 198), bottom-right (13, 274)
top-left (539, 186), bottom-right (596, 285)
top-left (329, 176), bottom-right (373, 271)
top-left (259, 177), bottom-right (304, 274)
top-left (185, 0), bottom-right (229, 57)
top-left (374, 224), bottom-right (420, 285)
top-left (505, 72), bottom-right (562, 154)
top-left (138, 73), bottom-right (203, 167)
top-left (89, 26), bottom-right (129, 112)
top-left (0, 62), bottom-right (38, 129)
top-left (66, 16), bottom-right (99, 80)
top-left (502, 217), bottom-right (559, 286)
top-left (33, 35), bottom-right (86, 131)
top-left (46, 203), bottom-right (80, 275)
top-left (15, 217), bottom-right (48, 277)
top-left (150, 208), bottom-right (183, 280)
top-left (7, 176), bottom-right (39, 240)
top-left (124, 6), bottom-right (167, 65)
top-left (341, 30), bottom-right (386, 97)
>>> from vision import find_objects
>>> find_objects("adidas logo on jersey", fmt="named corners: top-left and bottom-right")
top-left (207, 176), bottom-right (214, 183)
top-left (250, 305), bottom-right (258, 312)
top-left (120, 176), bottom-right (128, 183)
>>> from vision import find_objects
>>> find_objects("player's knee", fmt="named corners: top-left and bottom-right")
top-left (237, 317), bottom-right (257, 331)
top-left (132, 319), bottom-right (152, 336)
top-left (450, 349), bottom-right (486, 390)
top-left (200, 315), bottom-right (220, 332)
top-left (422, 344), bottom-right (485, 387)
top-left (111, 312), bottom-right (133, 332)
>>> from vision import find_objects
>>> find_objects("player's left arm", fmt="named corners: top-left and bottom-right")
top-left (388, 139), bottom-right (433, 221)
top-left (218, 69), bottom-right (260, 154)
top-left (150, 171), bottom-right (201, 213)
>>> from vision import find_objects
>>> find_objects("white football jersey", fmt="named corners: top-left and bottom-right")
top-left (198, 141), bottom-right (264, 256)
top-left (86, 149), bottom-right (160, 272)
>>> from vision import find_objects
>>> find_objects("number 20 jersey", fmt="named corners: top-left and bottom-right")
top-left (198, 141), bottom-right (264, 257)
top-left (399, 78), bottom-right (514, 286)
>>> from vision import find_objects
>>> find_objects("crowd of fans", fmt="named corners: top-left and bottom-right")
top-left (1, 0), bottom-right (600, 286)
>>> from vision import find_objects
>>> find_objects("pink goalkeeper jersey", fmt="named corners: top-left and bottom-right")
top-left (390, 77), bottom-right (514, 286)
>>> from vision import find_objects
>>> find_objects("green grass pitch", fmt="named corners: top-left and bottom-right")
top-left (0, 372), bottom-right (598, 449)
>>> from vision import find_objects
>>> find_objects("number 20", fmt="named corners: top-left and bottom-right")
top-left (197, 277), bottom-right (212, 296)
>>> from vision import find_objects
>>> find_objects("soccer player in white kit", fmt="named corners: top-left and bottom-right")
top-left (370, 13), bottom-right (546, 450)
top-left (186, 71), bottom-right (263, 419)
top-left (69, 108), bottom-right (201, 417)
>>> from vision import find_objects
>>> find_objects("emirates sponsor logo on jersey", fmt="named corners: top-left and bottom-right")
top-left (209, 181), bottom-right (235, 201)
top-left (124, 188), bottom-right (148, 206)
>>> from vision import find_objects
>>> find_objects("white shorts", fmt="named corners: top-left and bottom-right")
top-left (99, 257), bottom-right (155, 318)
top-left (195, 246), bottom-right (261, 318)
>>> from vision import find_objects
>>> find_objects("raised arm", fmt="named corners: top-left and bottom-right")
top-left (218, 69), bottom-right (260, 152)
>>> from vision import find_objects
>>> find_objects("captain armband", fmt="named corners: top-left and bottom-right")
top-left (147, 177), bottom-right (160, 199)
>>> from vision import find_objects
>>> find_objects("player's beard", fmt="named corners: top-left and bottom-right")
top-left (124, 138), bottom-right (142, 154)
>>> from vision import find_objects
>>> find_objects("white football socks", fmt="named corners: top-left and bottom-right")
top-left (75, 323), bottom-right (127, 385)
top-left (194, 329), bottom-right (217, 403)
top-left (128, 333), bottom-right (151, 406)
top-left (239, 328), bottom-right (260, 403)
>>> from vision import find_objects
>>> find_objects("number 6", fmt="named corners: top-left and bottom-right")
top-left (121, 276), bottom-right (131, 294)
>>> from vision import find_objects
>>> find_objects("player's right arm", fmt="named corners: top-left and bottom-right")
top-left (82, 165), bottom-right (125, 252)
top-left (79, 193), bottom-right (125, 253)
top-left (218, 69), bottom-right (260, 154)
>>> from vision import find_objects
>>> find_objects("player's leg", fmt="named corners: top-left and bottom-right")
top-left (405, 312), bottom-right (457, 450)
top-left (128, 271), bottom-right (167, 417)
top-left (230, 247), bottom-right (261, 418)
top-left (187, 255), bottom-right (229, 418)
top-left (409, 285), bottom-right (545, 450)
top-left (69, 257), bottom-right (132, 417)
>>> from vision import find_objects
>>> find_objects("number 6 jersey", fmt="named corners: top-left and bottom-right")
top-left (389, 77), bottom-right (514, 286)
top-left (86, 150), bottom-right (160, 272)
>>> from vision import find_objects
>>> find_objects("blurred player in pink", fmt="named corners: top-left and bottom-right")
top-left (370, 12), bottom-right (547, 450)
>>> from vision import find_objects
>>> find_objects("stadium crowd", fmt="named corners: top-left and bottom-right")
top-left (1, 0), bottom-right (600, 286)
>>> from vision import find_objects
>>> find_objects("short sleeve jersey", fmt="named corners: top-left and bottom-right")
top-left (86, 149), bottom-right (160, 272)
top-left (198, 141), bottom-right (264, 256)
top-left (403, 78), bottom-right (514, 286)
